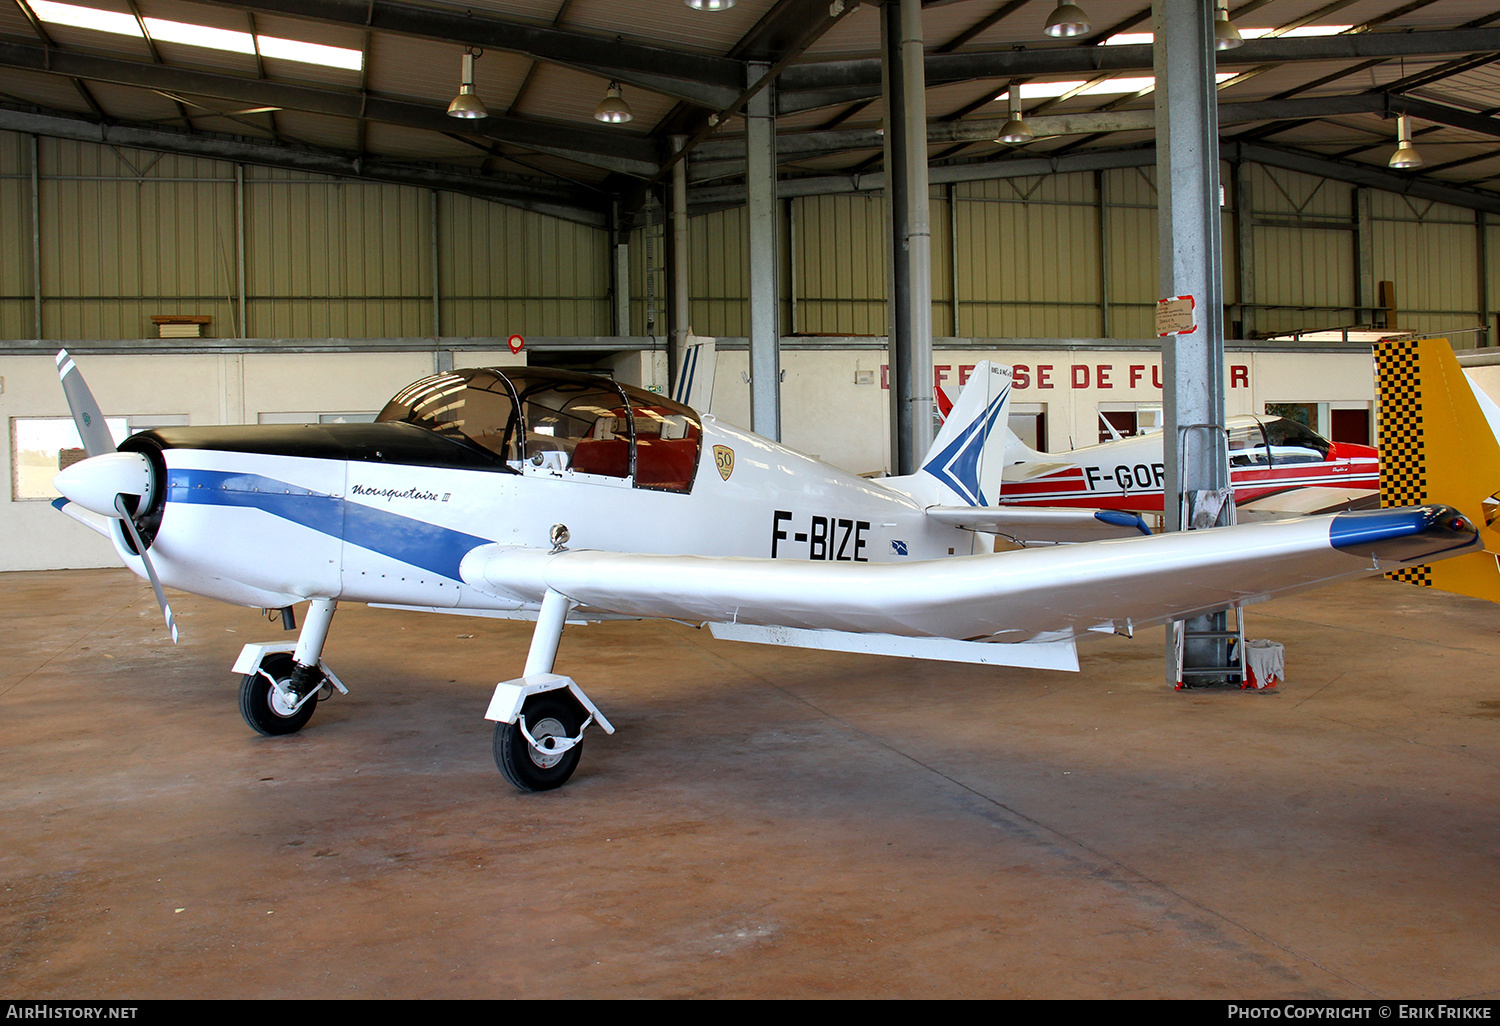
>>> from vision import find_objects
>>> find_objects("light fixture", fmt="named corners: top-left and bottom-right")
top-left (1213, 0), bottom-right (1243, 50)
top-left (1043, 2), bottom-right (1090, 38)
top-left (685, 0), bottom-right (735, 8)
top-left (446, 48), bottom-right (487, 119)
top-left (1389, 114), bottom-right (1423, 169)
top-left (997, 85), bottom-right (1034, 144)
top-left (594, 81), bottom-right (633, 124)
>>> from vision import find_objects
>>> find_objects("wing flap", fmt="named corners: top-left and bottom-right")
top-left (461, 506), bottom-right (1477, 644)
top-left (926, 505), bottom-right (1151, 543)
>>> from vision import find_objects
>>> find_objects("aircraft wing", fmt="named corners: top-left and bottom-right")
top-left (1235, 486), bottom-right (1380, 519)
top-left (924, 505), bottom-right (1152, 543)
top-left (461, 506), bottom-right (1476, 644)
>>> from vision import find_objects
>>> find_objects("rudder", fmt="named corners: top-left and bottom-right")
top-left (1376, 336), bottom-right (1500, 601)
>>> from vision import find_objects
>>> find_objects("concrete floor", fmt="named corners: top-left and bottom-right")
top-left (1, 567), bottom-right (1498, 999)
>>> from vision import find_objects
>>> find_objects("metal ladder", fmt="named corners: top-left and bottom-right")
top-left (1173, 609), bottom-right (1248, 689)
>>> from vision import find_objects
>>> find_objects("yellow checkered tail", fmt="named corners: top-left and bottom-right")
top-left (1376, 337), bottom-right (1500, 601)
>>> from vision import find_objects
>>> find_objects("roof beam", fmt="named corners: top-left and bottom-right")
top-left (0, 107), bottom-right (606, 225)
top-left (0, 38), bottom-right (663, 177)
top-left (1229, 140), bottom-right (1500, 215)
top-left (199, 0), bottom-right (743, 109)
top-left (688, 138), bottom-right (1500, 216)
top-left (689, 93), bottom-right (1408, 181)
top-left (777, 27), bottom-right (1500, 114)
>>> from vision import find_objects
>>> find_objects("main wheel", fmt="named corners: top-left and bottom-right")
top-left (239, 653), bottom-right (317, 737)
top-left (494, 693), bottom-right (584, 792)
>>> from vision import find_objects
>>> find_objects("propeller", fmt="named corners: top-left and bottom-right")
top-left (53, 349), bottom-right (180, 643)
top-left (55, 350), bottom-right (114, 457)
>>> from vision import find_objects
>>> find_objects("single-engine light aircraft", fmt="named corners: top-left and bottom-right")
top-left (990, 416), bottom-right (1379, 525)
top-left (50, 352), bottom-right (1480, 791)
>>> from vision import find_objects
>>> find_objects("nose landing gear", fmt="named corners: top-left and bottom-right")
top-left (232, 598), bottom-right (345, 737)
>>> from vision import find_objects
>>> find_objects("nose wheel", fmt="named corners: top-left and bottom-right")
top-left (239, 652), bottom-right (317, 736)
top-left (493, 693), bottom-right (585, 792)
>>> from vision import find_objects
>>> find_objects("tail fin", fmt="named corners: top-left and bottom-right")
top-left (916, 361), bottom-right (1014, 507)
top-left (1376, 337), bottom-right (1500, 601)
top-left (671, 333), bottom-right (716, 413)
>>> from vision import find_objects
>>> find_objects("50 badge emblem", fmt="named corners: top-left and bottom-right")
top-left (714, 444), bottom-right (734, 481)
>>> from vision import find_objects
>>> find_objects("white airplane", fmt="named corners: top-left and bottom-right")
top-left (50, 351), bottom-right (1481, 791)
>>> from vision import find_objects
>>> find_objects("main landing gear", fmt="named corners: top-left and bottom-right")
top-left (485, 588), bottom-right (614, 792)
top-left (233, 598), bottom-right (346, 737)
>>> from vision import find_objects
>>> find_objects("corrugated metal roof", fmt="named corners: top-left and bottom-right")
top-left (0, 0), bottom-right (1496, 220)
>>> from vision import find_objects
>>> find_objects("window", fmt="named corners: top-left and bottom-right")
top-left (258, 412), bottom-right (378, 425)
top-left (12, 414), bottom-right (186, 500)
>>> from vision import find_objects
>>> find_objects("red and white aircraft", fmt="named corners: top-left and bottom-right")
top-left (994, 415), bottom-right (1379, 520)
top-left (935, 378), bottom-right (1378, 525)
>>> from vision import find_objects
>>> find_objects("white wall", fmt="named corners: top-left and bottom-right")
top-left (709, 347), bottom-right (1377, 474)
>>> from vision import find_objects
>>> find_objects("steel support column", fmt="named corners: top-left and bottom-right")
top-left (1478, 210), bottom-right (1490, 347)
top-left (1155, 0), bottom-right (1231, 685)
top-left (1235, 162), bottom-right (1254, 339)
top-left (746, 62), bottom-right (781, 440)
top-left (883, 0), bottom-right (934, 474)
top-left (1096, 170), bottom-right (1111, 338)
top-left (610, 200), bottom-right (630, 336)
top-left (30, 134), bottom-right (41, 340)
top-left (1356, 187), bottom-right (1374, 327)
top-left (430, 188), bottom-right (440, 339)
top-left (236, 165), bottom-right (248, 339)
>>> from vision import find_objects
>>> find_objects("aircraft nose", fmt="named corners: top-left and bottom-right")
top-left (54, 451), bottom-right (155, 519)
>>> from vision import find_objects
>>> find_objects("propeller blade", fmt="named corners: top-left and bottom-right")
top-left (114, 493), bottom-right (179, 644)
top-left (56, 350), bottom-right (115, 457)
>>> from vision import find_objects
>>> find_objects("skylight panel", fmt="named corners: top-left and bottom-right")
top-left (1015, 73), bottom-right (1234, 100)
top-left (257, 36), bottom-right (365, 71)
top-left (143, 18), bottom-right (256, 55)
top-left (25, 1), bottom-right (363, 70)
top-left (28, 0), bottom-right (136, 34)
top-left (1104, 26), bottom-right (1352, 45)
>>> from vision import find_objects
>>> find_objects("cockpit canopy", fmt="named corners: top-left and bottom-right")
top-left (1227, 415), bottom-right (1332, 468)
top-left (378, 367), bottom-right (703, 492)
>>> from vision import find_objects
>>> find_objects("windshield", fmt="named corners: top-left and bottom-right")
top-left (1227, 421), bottom-right (1271, 467)
top-left (378, 368), bottom-right (703, 490)
top-left (1262, 417), bottom-right (1330, 464)
top-left (378, 369), bottom-right (519, 463)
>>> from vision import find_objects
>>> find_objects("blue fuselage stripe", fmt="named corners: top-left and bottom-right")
top-left (166, 469), bottom-right (487, 580)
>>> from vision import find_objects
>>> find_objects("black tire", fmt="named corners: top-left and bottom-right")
top-left (239, 653), bottom-right (317, 737)
top-left (494, 693), bottom-right (584, 792)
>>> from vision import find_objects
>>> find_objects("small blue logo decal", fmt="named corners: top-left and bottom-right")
top-left (891, 540), bottom-right (908, 556)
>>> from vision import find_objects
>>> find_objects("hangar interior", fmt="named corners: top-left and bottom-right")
top-left (3, 0), bottom-right (1500, 1000)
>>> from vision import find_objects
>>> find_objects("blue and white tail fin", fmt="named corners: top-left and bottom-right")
top-left (889, 361), bottom-right (1014, 506)
top-left (671, 334), bottom-right (716, 413)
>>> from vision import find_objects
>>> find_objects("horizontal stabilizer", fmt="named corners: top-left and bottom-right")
top-left (1001, 460), bottom-right (1080, 484)
top-left (50, 496), bottom-right (114, 539)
